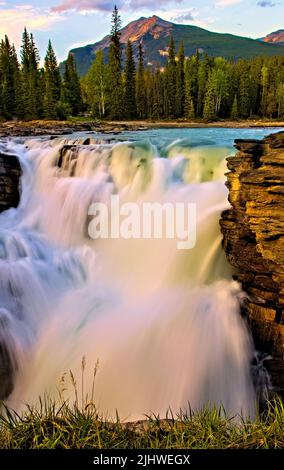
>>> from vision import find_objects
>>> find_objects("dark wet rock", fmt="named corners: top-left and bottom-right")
top-left (0, 338), bottom-right (15, 400)
top-left (0, 152), bottom-right (22, 213)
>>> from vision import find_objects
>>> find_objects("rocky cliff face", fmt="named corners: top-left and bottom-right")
top-left (260, 29), bottom-right (284, 47)
top-left (0, 149), bottom-right (21, 213)
top-left (221, 132), bottom-right (284, 363)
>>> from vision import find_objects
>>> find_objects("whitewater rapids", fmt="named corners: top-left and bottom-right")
top-left (0, 136), bottom-right (256, 421)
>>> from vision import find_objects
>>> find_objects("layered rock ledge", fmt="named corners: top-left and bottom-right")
top-left (221, 131), bottom-right (284, 360)
top-left (0, 121), bottom-right (148, 138)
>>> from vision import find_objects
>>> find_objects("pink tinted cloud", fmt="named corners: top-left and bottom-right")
top-left (52, 0), bottom-right (181, 13)
top-left (52, 0), bottom-right (124, 13)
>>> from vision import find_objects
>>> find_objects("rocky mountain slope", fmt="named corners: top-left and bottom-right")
top-left (63, 16), bottom-right (284, 76)
top-left (260, 30), bottom-right (284, 47)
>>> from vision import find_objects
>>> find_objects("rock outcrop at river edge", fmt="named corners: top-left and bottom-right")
top-left (220, 131), bottom-right (284, 392)
top-left (0, 150), bottom-right (21, 213)
top-left (0, 150), bottom-right (21, 398)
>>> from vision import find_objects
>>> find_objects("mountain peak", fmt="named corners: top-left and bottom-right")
top-left (150, 15), bottom-right (171, 22)
top-left (67, 17), bottom-right (284, 76)
top-left (260, 29), bottom-right (284, 46)
top-left (119, 15), bottom-right (173, 44)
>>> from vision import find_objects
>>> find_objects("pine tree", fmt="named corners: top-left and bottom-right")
top-left (108, 5), bottom-right (123, 119)
top-left (20, 28), bottom-right (32, 118)
top-left (203, 73), bottom-right (216, 121)
top-left (248, 58), bottom-right (261, 116)
top-left (197, 54), bottom-right (212, 117)
top-left (20, 29), bottom-right (42, 120)
top-left (43, 40), bottom-right (61, 119)
top-left (165, 36), bottom-right (177, 118)
top-left (0, 36), bottom-right (21, 119)
top-left (175, 42), bottom-right (185, 118)
top-left (124, 40), bottom-right (136, 119)
top-left (62, 52), bottom-right (83, 116)
top-left (276, 82), bottom-right (284, 118)
top-left (230, 95), bottom-right (238, 120)
top-left (239, 76), bottom-right (250, 118)
top-left (151, 68), bottom-right (164, 119)
top-left (30, 34), bottom-right (43, 117)
top-left (260, 65), bottom-right (269, 117)
top-left (191, 51), bottom-right (200, 111)
top-left (185, 87), bottom-right (195, 120)
top-left (136, 43), bottom-right (146, 119)
top-left (184, 56), bottom-right (198, 119)
top-left (238, 60), bottom-right (250, 118)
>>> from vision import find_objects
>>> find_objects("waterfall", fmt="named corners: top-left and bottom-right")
top-left (0, 136), bottom-right (256, 421)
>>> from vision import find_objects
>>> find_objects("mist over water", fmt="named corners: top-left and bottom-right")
top-left (1, 129), bottom-right (274, 421)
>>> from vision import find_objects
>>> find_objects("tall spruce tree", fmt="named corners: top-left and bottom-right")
top-left (276, 82), bottom-right (284, 118)
top-left (197, 54), bottom-right (211, 117)
top-left (185, 85), bottom-right (195, 120)
top-left (136, 43), bottom-right (146, 119)
top-left (184, 56), bottom-right (198, 119)
top-left (109, 5), bottom-right (123, 119)
top-left (203, 73), bottom-right (216, 121)
top-left (152, 68), bottom-right (164, 119)
top-left (165, 36), bottom-right (177, 118)
top-left (0, 36), bottom-right (20, 119)
top-left (230, 95), bottom-right (238, 120)
top-left (12, 44), bottom-right (25, 119)
top-left (260, 65), bottom-right (269, 117)
top-left (238, 60), bottom-right (250, 118)
top-left (124, 40), bottom-right (136, 119)
top-left (62, 52), bottom-right (82, 116)
top-left (43, 40), bottom-right (61, 119)
top-left (20, 29), bottom-right (42, 120)
top-left (175, 42), bottom-right (185, 118)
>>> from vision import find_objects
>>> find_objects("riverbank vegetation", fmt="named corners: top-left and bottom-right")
top-left (0, 7), bottom-right (284, 124)
top-left (0, 398), bottom-right (283, 449)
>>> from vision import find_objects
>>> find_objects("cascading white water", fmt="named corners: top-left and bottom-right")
top-left (0, 136), bottom-right (256, 421)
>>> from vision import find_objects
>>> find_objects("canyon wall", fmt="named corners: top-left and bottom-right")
top-left (221, 131), bottom-right (284, 367)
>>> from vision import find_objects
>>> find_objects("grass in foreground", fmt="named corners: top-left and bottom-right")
top-left (0, 399), bottom-right (283, 449)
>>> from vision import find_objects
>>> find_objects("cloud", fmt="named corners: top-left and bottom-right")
top-left (52, 0), bottom-right (124, 13)
top-left (52, 0), bottom-right (183, 12)
top-left (171, 11), bottom-right (195, 23)
top-left (0, 4), bottom-right (63, 48)
top-left (257, 0), bottom-right (276, 6)
top-left (0, 4), bottom-right (62, 31)
top-left (215, 0), bottom-right (243, 7)
top-left (159, 8), bottom-right (214, 28)
top-left (129, 0), bottom-right (182, 7)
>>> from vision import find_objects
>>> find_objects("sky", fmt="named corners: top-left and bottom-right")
top-left (0, 0), bottom-right (283, 61)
